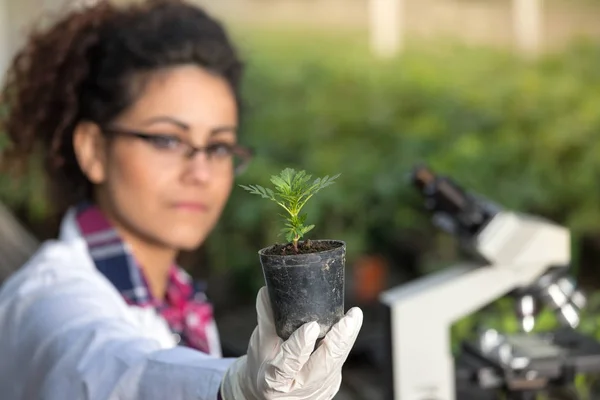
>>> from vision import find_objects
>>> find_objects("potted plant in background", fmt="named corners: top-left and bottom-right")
top-left (240, 168), bottom-right (344, 340)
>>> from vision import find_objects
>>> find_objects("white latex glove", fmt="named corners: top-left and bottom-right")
top-left (220, 286), bottom-right (363, 400)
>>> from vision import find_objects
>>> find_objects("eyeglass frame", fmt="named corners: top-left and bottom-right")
top-left (100, 125), bottom-right (254, 175)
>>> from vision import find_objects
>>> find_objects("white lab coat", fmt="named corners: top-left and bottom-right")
top-left (0, 210), bottom-right (237, 400)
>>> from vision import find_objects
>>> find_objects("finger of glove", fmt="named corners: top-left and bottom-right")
top-left (264, 320), bottom-right (320, 393)
top-left (298, 307), bottom-right (363, 386)
top-left (256, 286), bottom-right (277, 333)
top-left (249, 287), bottom-right (282, 369)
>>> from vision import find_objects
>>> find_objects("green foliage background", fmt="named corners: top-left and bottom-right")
top-left (208, 32), bottom-right (600, 291)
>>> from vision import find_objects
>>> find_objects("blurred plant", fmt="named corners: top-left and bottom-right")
top-left (0, 105), bottom-right (49, 222)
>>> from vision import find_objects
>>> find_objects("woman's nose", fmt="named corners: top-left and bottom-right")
top-left (182, 151), bottom-right (212, 184)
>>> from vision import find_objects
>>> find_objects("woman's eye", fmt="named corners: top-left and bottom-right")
top-left (207, 143), bottom-right (233, 158)
top-left (147, 135), bottom-right (182, 150)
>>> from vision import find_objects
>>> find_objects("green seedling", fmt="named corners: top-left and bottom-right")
top-left (240, 168), bottom-right (340, 253)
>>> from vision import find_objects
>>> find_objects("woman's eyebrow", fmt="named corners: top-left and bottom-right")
top-left (209, 126), bottom-right (238, 136)
top-left (140, 116), bottom-right (190, 130)
top-left (138, 118), bottom-right (237, 137)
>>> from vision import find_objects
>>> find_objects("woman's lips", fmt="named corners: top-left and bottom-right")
top-left (172, 202), bottom-right (209, 212)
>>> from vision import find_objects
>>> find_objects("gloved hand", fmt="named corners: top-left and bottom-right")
top-left (220, 286), bottom-right (363, 400)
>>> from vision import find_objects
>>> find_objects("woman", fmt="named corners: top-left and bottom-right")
top-left (0, 1), bottom-right (363, 399)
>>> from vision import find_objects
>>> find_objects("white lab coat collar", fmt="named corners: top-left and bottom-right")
top-left (58, 207), bottom-right (82, 243)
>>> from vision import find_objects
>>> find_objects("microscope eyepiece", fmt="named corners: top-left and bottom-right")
top-left (411, 165), bottom-right (468, 215)
top-left (410, 164), bottom-right (496, 237)
top-left (412, 165), bottom-right (436, 191)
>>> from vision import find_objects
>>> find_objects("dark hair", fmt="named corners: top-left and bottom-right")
top-left (0, 0), bottom-right (244, 217)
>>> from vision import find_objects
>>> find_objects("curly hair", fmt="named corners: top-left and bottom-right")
top-left (0, 0), bottom-right (244, 217)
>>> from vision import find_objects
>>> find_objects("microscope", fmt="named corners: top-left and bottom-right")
top-left (379, 165), bottom-right (600, 400)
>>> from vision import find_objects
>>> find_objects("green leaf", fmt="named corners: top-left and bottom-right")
top-left (298, 213), bottom-right (307, 225)
top-left (239, 184), bottom-right (273, 200)
top-left (270, 175), bottom-right (289, 192)
top-left (285, 230), bottom-right (295, 243)
top-left (301, 224), bottom-right (315, 235)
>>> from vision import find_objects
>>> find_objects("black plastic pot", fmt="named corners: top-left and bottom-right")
top-left (259, 240), bottom-right (345, 341)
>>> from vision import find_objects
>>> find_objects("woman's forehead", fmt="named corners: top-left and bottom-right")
top-left (120, 65), bottom-right (238, 129)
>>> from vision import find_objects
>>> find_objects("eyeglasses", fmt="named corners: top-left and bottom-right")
top-left (102, 125), bottom-right (254, 175)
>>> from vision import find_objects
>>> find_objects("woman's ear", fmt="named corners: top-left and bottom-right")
top-left (73, 122), bottom-right (107, 185)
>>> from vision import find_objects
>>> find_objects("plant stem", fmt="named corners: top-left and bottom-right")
top-left (293, 235), bottom-right (299, 253)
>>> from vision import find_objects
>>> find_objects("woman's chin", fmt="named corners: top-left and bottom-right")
top-left (162, 229), bottom-right (209, 252)
top-left (176, 240), bottom-right (204, 252)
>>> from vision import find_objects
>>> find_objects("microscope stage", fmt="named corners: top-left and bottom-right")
top-left (457, 329), bottom-right (600, 394)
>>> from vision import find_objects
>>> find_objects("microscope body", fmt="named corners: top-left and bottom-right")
top-left (380, 210), bottom-right (571, 400)
top-left (378, 166), bottom-right (590, 400)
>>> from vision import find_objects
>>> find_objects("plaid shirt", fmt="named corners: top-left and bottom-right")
top-left (75, 202), bottom-right (220, 356)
